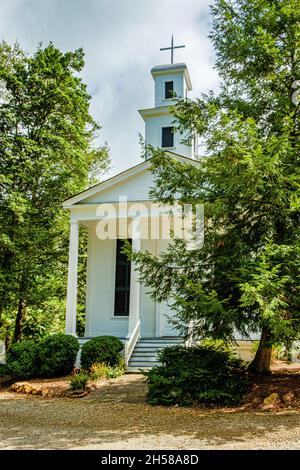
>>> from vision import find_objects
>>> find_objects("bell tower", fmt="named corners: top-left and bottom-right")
top-left (139, 37), bottom-right (198, 159)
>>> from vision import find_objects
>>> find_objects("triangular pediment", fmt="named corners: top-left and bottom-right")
top-left (81, 167), bottom-right (154, 204)
top-left (63, 153), bottom-right (199, 208)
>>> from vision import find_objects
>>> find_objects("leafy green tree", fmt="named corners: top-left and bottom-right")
top-left (130, 0), bottom-right (300, 373)
top-left (0, 41), bottom-right (109, 344)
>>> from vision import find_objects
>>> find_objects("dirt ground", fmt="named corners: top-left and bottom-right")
top-left (1, 372), bottom-right (300, 450)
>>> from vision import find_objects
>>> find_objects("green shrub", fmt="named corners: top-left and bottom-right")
top-left (70, 372), bottom-right (89, 391)
top-left (0, 364), bottom-right (15, 387)
top-left (106, 359), bottom-right (126, 379)
top-left (89, 359), bottom-right (126, 381)
top-left (145, 344), bottom-right (248, 407)
top-left (5, 341), bottom-right (39, 379)
top-left (105, 367), bottom-right (122, 379)
top-left (89, 362), bottom-right (110, 380)
top-left (81, 336), bottom-right (123, 370)
top-left (38, 334), bottom-right (79, 378)
top-left (0, 364), bottom-right (8, 377)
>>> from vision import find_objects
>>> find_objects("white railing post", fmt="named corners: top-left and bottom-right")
top-left (185, 320), bottom-right (194, 347)
top-left (124, 319), bottom-right (141, 366)
top-left (125, 217), bottom-right (141, 364)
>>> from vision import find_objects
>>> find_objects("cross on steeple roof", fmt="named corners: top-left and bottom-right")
top-left (160, 35), bottom-right (185, 64)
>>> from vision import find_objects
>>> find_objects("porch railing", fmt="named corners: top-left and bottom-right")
top-left (124, 319), bottom-right (141, 366)
top-left (185, 320), bottom-right (196, 347)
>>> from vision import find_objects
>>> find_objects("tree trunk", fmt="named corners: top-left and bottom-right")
top-left (248, 327), bottom-right (272, 374)
top-left (13, 299), bottom-right (26, 342)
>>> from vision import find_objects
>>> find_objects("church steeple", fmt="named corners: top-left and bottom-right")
top-left (151, 63), bottom-right (192, 107)
top-left (139, 53), bottom-right (197, 159)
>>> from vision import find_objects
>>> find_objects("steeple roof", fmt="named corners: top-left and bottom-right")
top-left (151, 63), bottom-right (192, 91)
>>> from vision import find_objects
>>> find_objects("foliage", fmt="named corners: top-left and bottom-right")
top-left (200, 338), bottom-right (232, 352)
top-left (0, 364), bottom-right (15, 387)
top-left (251, 341), bottom-right (260, 356)
top-left (69, 371), bottom-right (89, 391)
top-left (89, 359), bottom-right (126, 380)
top-left (105, 359), bottom-right (126, 378)
top-left (5, 334), bottom-right (79, 379)
top-left (81, 336), bottom-right (123, 370)
top-left (240, 243), bottom-right (300, 343)
top-left (0, 41), bottom-right (110, 344)
top-left (89, 362), bottom-right (110, 380)
top-left (37, 333), bottom-right (79, 378)
top-left (5, 340), bottom-right (39, 379)
top-left (0, 364), bottom-right (8, 376)
top-left (129, 0), bottom-right (300, 373)
top-left (145, 344), bottom-right (248, 406)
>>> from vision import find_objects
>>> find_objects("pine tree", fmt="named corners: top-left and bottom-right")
top-left (130, 0), bottom-right (300, 374)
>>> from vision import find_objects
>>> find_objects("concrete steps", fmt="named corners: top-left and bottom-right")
top-left (127, 337), bottom-right (182, 372)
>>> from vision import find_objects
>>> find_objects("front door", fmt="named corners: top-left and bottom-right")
top-left (159, 301), bottom-right (179, 337)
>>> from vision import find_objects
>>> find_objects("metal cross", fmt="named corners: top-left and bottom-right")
top-left (160, 35), bottom-right (185, 64)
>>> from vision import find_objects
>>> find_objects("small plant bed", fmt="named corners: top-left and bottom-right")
top-left (243, 362), bottom-right (300, 411)
top-left (144, 344), bottom-right (300, 411)
top-left (190, 364), bottom-right (300, 412)
top-left (187, 361), bottom-right (300, 412)
top-left (2, 362), bottom-right (300, 411)
top-left (8, 367), bottom-right (127, 399)
top-left (10, 377), bottom-right (72, 398)
top-left (1, 335), bottom-right (127, 399)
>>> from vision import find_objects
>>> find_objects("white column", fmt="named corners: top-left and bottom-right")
top-left (154, 239), bottom-right (161, 337)
top-left (127, 218), bottom-right (141, 338)
top-left (65, 219), bottom-right (79, 336)
top-left (155, 302), bottom-right (161, 337)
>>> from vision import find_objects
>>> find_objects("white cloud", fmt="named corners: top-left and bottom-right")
top-left (0, 0), bottom-right (219, 177)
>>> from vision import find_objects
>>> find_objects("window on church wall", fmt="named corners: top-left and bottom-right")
top-left (162, 126), bottom-right (174, 148)
top-left (165, 81), bottom-right (173, 99)
top-left (114, 239), bottom-right (131, 316)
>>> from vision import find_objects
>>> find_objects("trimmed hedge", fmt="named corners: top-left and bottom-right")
top-left (0, 364), bottom-right (9, 376)
top-left (5, 334), bottom-right (79, 380)
top-left (81, 336), bottom-right (123, 370)
top-left (38, 333), bottom-right (79, 378)
top-left (5, 340), bottom-right (39, 379)
top-left (0, 364), bottom-right (15, 387)
top-left (145, 344), bottom-right (248, 406)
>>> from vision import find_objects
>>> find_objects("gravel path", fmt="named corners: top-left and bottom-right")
top-left (1, 374), bottom-right (300, 450)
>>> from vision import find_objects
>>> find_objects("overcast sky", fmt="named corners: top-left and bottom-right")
top-left (0, 0), bottom-right (219, 177)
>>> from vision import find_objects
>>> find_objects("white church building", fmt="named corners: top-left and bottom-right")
top-left (63, 51), bottom-right (253, 370)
